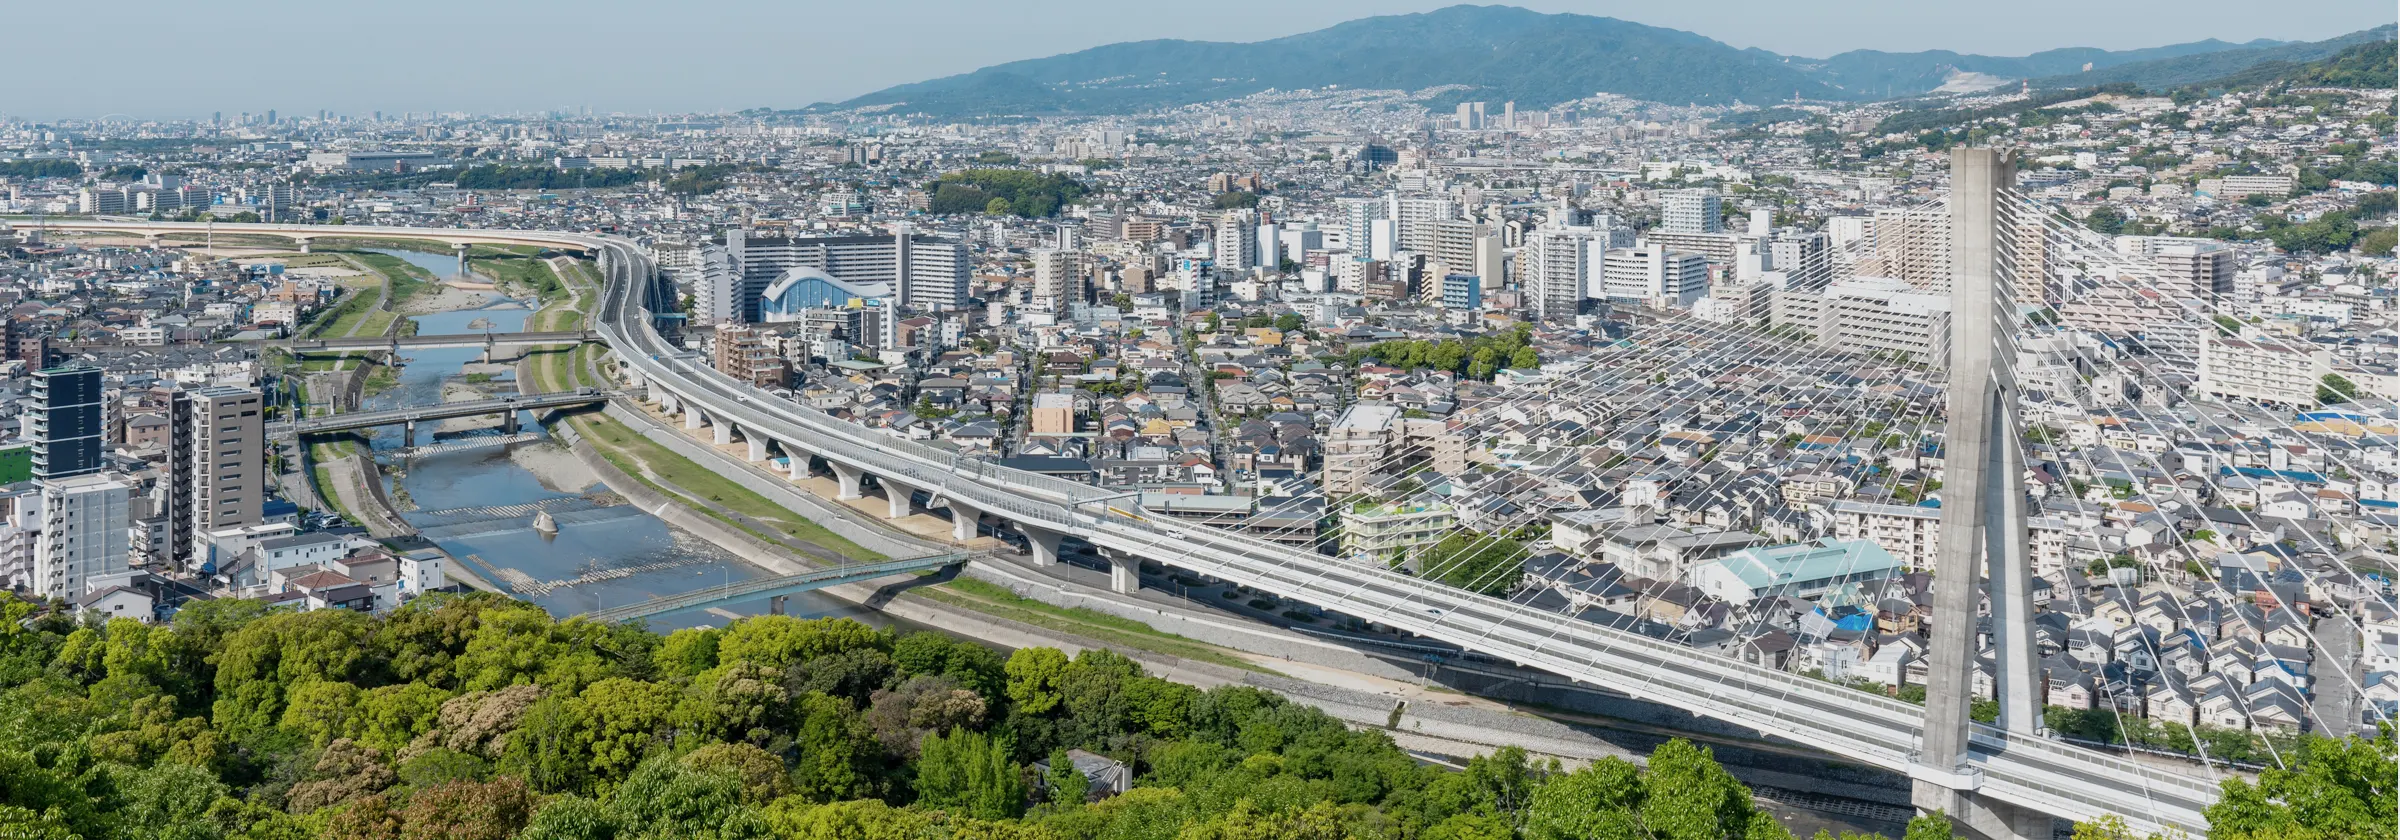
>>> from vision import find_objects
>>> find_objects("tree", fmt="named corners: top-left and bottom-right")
top-left (2085, 206), bottom-right (2127, 235)
top-left (1525, 740), bottom-right (1780, 840)
top-left (718, 616), bottom-right (887, 672)
top-left (398, 776), bottom-right (533, 840)
top-left (1214, 190), bottom-right (1260, 209)
top-left (914, 727), bottom-right (1026, 820)
top-left (1420, 533), bottom-right (1528, 596)
top-left (2204, 727), bottom-right (2396, 840)
top-left (1274, 313), bottom-right (1305, 332)
top-left (1004, 648), bottom-right (1069, 715)
top-left (1508, 347), bottom-right (1540, 370)
top-left (572, 677), bottom-right (676, 785)
top-left (1043, 748), bottom-right (1086, 803)
top-left (2317, 373), bottom-right (2358, 405)
top-left (789, 691), bottom-right (878, 802)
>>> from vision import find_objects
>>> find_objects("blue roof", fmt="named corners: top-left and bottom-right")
top-left (1711, 538), bottom-right (1902, 590)
top-left (2226, 466), bottom-right (2327, 484)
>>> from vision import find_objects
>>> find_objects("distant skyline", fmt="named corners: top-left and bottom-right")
top-left (11, 0), bottom-right (2391, 120)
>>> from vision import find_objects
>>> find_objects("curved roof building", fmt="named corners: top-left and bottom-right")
top-left (758, 267), bottom-right (893, 323)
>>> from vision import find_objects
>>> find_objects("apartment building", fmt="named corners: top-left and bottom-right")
top-left (2198, 337), bottom-right (2333, 408)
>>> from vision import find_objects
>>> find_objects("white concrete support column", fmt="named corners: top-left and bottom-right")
top-left (1911, 784), bottom-right (2055, 840)
top-left (713, 421), bottom-right (733, 446)
top-left (1107, 552), bottom-right (1140, 594)
top-left (746, 435), bottom-right (767, 463)
top-left (947, 500), bottom-right (981, 542)
top-left (683, 405), bottom-right (703, 430)
top-left (787, 451), bottom-right (810, 482)
top-left (769, 595), bottom-right (789, 616)
top-left (832, 463), bottom-right (864, 500)
top-left (884, 481), bottom-right (912, 519)
top-left (1023, 526), bottom-right (1064, 567)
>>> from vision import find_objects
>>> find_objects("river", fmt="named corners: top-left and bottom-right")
top-left (355, 248), bottom-right (874, 631)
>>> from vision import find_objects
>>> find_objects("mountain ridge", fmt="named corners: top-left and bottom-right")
top-left (814, 5), bottom-right (2390, 117)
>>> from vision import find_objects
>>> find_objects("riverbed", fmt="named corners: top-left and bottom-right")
top-left (358, 248), bottom-right (872, 630)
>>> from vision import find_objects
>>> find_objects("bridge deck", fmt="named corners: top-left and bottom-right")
top-left (577, 553), bottom-right (966, 624)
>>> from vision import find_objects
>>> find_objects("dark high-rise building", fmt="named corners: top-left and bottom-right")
top-left (30, 365), bottom-right (103, 482)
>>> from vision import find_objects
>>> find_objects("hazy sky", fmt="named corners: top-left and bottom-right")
top-left (13, 0), bottom-right (2390, 120)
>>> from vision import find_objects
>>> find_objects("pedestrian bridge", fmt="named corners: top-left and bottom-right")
top-left (578, 553), bottom-right (967, 624)
top-left (295, 388), bottom-right (609, 437)
top-left (280, 329), bottom-right (600, 354)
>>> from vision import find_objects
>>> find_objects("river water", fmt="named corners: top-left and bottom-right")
top-left (357, 248), bottom-right (872, 631)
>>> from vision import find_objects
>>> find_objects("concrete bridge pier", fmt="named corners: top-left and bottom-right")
top-left (144, 232), bottom-right (167, 249)
top-left (403, 420), bottom-right (418, 447)
top-left (452, 242), bottom-right (470, 279)
top-left (1912, 782), bottom-right (2053, 840)
top-left (1022, 526), bottom-right (1064, 567)
top-left (769, 595), bottom-right (789, 616)
top-left (745, 434), bottom-right (768, 463)
top-left (946, 500), bottom-right (982, 542)
top-left (883, 481), bottom-right (913, 519)
top-left (712, 421), bottom-right (733, 446)
top-left (502, 411), bottom-right (520, 435)
top-left (786, 451), bottom-right (811, 482)
top-left (294, 236), bottom-right (315, 254)
top-left (1106, 551), bottom-right (1140, 594)
top-left (831, 464), bottom-right (865, 500)
top-left (683, 405), bottom-right (704, 430)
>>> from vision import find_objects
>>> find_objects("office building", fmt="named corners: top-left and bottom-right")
top-left (722, 227), bottom-right (970, 317)
top-left (31, 473), bottom-right (129, 601)
top-left (174, 387), bottom-right (264, 571)
top-left (2198, 337), bottom-right (2333, 408)
top-left (31, 365), bottom-right (103, 482)
top-left (1661, 190), bottom-right (1723, 234)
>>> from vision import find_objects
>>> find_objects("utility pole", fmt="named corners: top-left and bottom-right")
top-left (1912, 147), bottom-right (2045, 840)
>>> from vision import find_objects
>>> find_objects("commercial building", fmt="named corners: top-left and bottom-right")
top-left (302, 150), bottom-right (446, 173)
top-left (2198, 337), bottom-right (2333, 408)
top-left (722, 227), bottom-right (970, 317)
top-left (757, 267), bottom-right (894, 322)
top-left (1686, 538), bottom-right (1901, 606)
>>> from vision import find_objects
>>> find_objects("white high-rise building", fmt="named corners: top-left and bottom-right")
top-left (1278, 224), bottom-right (1322, 267)
top-left (32, 473), bottom-right (129, 601)
top-left (1661, 190), bottom-right (1723, 235)
top-left (1214, 210), bottom-right (1259, 273)
top-left (681, 244), bottom-right (740, 325)
top-left (1387, 193), bottom-right (1458, 255)
top-left (1031, 249), bottom-right (1084, 311)
top-left (1256, 222), bottom-right (1281, 270)
top-left (2199, 337), bottom-right (2332, 408)
top-left (1601, 246), bottom-right (1710, 309)
top-left (1524, 225), bottom-right (1595, 321)
top-left (1339, 198), bottom-right (1384, 259)
top-left (722, 226), bottom-right (971, 315)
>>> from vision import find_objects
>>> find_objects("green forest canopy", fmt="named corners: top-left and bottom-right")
top-left (0, 591), bottom-right (2386, 840)
top-left (925, 169), bottom-right (1087, 218)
